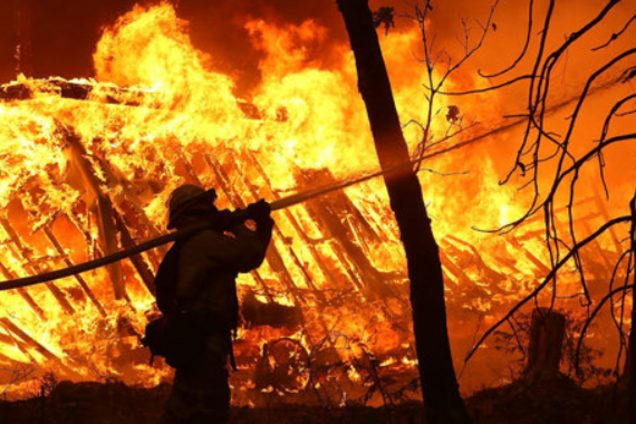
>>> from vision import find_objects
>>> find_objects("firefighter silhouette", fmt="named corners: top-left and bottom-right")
top-left (153, 184), bottom-right (273, 424)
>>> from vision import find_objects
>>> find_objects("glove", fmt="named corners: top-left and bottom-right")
top-left (246, 199), bottom-right (271, 221)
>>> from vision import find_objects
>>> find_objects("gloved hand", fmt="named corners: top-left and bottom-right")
top-left (246, 199), bottom-right (271, 221)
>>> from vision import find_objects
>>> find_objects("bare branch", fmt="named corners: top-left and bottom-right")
top-left (465, 216), bottom-right (632, 363)
top-left (593, 12), bottom-right (636, 51)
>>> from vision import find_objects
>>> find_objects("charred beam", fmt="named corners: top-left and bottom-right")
top-left (211, 154), bottom-right (304, 305)
top-left (232, 153), bottom-right (325, 300)
top-left (116, 199), bottom-right (165, 267)
top-left (0, 317), bottom-right (80, 377)
top-left (509, 237), bottom-right (551, 276)
top-left (444, 235), bottom-right (506, 287)
top-left (300, 171), bottom-right (391, 297)
top-left (64, 132), bottom-right (126, 300)
top-left (0, 79), bottom-right (263, 120)
top-left (0, 79), bottom-right (154, 107)
top-left (113, 210), bottom-right (156, 296)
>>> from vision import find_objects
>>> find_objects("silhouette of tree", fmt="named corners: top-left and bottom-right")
top-left (337, 1), bottom-right (471, 422)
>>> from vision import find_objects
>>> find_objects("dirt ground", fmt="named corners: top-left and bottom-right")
top-left (0, 375), bottom-right (629, 424)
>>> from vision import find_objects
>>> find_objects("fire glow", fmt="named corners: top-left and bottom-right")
top-left (0, 2), bottom-right (623, 406)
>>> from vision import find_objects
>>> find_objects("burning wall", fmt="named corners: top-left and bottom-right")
top-left (0, 2), bottom-right (628, 405)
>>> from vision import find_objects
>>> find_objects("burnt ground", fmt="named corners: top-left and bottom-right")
top-left (0, 375), bottom-right (629, 424)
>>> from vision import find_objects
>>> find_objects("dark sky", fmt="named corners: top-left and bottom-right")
top-left (1, 0), bottom-right (624, 95)
top-left (0, 0), bottom-right (354, 93)
top-left (1, 0), bottom-right (135, 82)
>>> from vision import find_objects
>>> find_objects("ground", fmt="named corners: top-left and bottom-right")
top-left (0, 376), bottom-right (629, 423)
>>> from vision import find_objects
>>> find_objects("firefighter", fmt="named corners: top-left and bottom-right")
top-left (155, 184), bottom-right (273, 424)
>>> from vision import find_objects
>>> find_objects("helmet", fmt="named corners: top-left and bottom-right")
top-left (167, 184), bottom-right (217, 229)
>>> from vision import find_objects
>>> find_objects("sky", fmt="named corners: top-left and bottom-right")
top-left (0, 0), bottom-right (355, 91)
top-left (0, 0), bottom-right (533, 92)
top-left (1, 0), bottom-right (628, 91)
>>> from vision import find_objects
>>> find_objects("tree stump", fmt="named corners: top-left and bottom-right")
top-left (525, 308), bottom-right (566, 380)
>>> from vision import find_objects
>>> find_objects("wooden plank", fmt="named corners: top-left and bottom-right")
top-left (444, 235), bottom-right (505, 285)
top-left (0, 317), bottom-right (80, 377)
top-left (0, 79), bottom-right (262, 119)
top-left (509, 237), bottom-right (551, 276)
top-left (206, 154), bottom-right (321, 344)
top-left (113, 211), bottom-right (156, 296)
top-left (233, 154), bottom-right (325, 300)
top-left (299, 169), bottom-right (395, 298)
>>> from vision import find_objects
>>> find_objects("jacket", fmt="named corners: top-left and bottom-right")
top-left (155, 217), bottom-right (273, 331)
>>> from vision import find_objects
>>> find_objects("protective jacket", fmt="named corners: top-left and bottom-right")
top-left (155, 217), bottom-right (273, 331)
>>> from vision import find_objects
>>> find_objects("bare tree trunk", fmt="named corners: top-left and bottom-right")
top-left (336, 1), bottom-right (470, 422)
top-left (524, 308), bottom-right (565, 382)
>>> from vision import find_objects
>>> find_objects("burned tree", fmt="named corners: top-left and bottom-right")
top-left (337, 1), bottom-right (471, 422)
top-left (525, 308), bottom-right (566, 381)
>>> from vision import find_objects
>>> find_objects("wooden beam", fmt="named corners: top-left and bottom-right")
top-left (233, 153), bottom-right (325, 300)
top-left (203, 154), bottom-right (275, 302)
top-left (42, 225), bottom-right (107, 317)
top-left (113, 211), bottom-right (156, 296)
top-left (0, 260), bottom-right (46, 320)
top-left (1, 218), bottom-right (75, 315)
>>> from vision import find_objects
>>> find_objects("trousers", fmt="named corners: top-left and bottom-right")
top-left (159, 333), bottom-right (232, 424)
